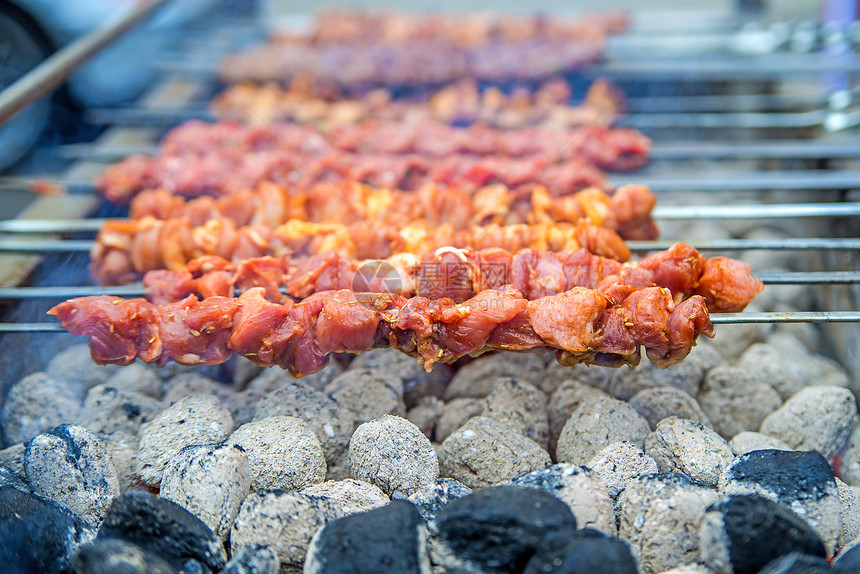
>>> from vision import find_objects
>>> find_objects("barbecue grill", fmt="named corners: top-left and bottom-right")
top-left (0, 2), bottom-right (857, 396)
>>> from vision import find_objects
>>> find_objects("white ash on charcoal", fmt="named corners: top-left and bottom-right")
top-left (46, 344), bottom-right (119, 397)
top-left (230, 489), bottom-right (343, 572)
top-left (709, 303), bottom-right (773, 361)
top-left (323, 368), bottom-right (407, 428)
top-left (443, 353), bottom-right (545, 400)
top-left (0, 463), bottom-right (29, 492)
top-left (79, 384), bottom-right (162, 436)
top-left (222, 544), bottom-right (280, 574)
top-left (728, 431), bottom-right (792, 456)
top-left (508, 463), bottom-right (615, 535)
top-left (70, 537), bottom-right (177, 574)
top-left (162, 372), bottom-right (235, 406)
top-left (135, 394), bottom-right (234, 486)
top-left (94, 491), bottom-right (226, 573)
top-left (586, 441), bottom-right (659, 500)
top-left (696, 365), bottom-right (783, 440)
top-left (645, 417), bottom-right (734, 488)
top-left (158, 442), bottom-right (250, 541)
top-left (836, 478), bottom-right (860, 549)
top-left (656, 566), bottom-right (715, 574)
top-left (837, 426), bottom-right (860, 487)
top-left (430, 485), bottom-right (578, 574)
top-left (437, 416), bottom-right (550, 488)
top-left (102, 363), bottom-right (161, 398)
top-left (253, 379), bottom-right (354, 478)
top-left (348, 414), bottom-right (439, 497)
top-left (434, 397), bottom-right (486, 443)
top-left (248, 360), bottom-right (344, 394)
top-left (408, 478), bottom-right (473, 522)
top-left (617, 473), bottom-right (718, 574)
top-left (223, 388), bottom-right (264, 427)
top-left (541, 360), bottom-right (616, 396)
top-left (0, 372), bottom-right (81, 446)
top-left (758, 385), bottom-right (857, 462)
top-left (350, 347), bottom-right (452, 408)
top-left (738, 342), bottom-right (850, 402)
top-left (24, 424), bottom-right (119, 526)
top-left (605, 341), bottom-right (722, 401)
top-left (547, 379), bottom-right (609, 457)
top-left (0, 442), bottom-right (26, 483)
top-left (301, 478), bottom-right (389, 515)
top-left (229, 415), bottom-right (326, 492)
top-left (482, 376), bottom-right (549, 448)
top-left (231, 356), bottom-right (264, 388)
top-left (304, 500), bottom-right (430, 574)
top-left (719, 449), bottom-right (842, 557)
top-left (629, 387), bottom-right (712, 430)
top-left (556, 394), bottom-right (650, 466)
top-left (97, 430), bottom-right (139, 493)
top-left (697, 494), bottom-right (826, 574)
top-left (0, 484), bottom-right (97, 573)
top-left (407, 395), bottom-right (445, 439)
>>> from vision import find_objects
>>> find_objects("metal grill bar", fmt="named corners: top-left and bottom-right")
top-left (0, 271), bottom-right (855, 301)
top-left (4, 311), bottom-right (859, 334)
top-left (0, 238), bottom-right (856, 254)
top-left (0, 203), bottom-right (855, 235)
top-left (651, 141), bottom-right (860, 160)
top-left (620, 110), bottom-right (829, 129)
top-left (612, 171), bottom-right (860, 191)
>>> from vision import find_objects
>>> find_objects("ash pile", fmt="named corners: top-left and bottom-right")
top-left (1, 330), bottom-right (860, 574)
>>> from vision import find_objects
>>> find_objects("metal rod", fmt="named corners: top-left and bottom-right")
top-left (0, 238), bottom-right (855, 254)
top-left (0, 240), bottom-right (92, 252)
top-left (0, 220), bottom-right (108, 233)
top-left (651, 141), bottom-right (860, 160)
top-left (710, 311), bottom-right (860, 324)
top-left (0, 202), bottom-right (855, 235)
top-left (753, 271), bottom-right (860, 284)
top-left (626, 238), bottom-right (860, 251)
top-left (620, 110), bottom-right (827, 129)
top-left (652, 203), bottom-right (860, 219)
top-left (0, 0), bottom-right (172, 127)
top-left (613, 171), bottom-right (860, 192)
top-left (0, 271), bottom-right (856, 301)
top-left (4, 311), bottom-right (859, 334)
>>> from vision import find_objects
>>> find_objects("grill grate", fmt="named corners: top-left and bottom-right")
top-left (0, 10), bottom-right (857, 345)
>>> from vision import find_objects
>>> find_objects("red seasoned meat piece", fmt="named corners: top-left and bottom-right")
top-left (228, 288), bottom-right (291, 364)
top-left (314, 290), bottom-right (379, 353)
top-left (649, 296), bottom-right (715, 366)
top-left (622, 287), bottom-right (673, 351)
top-left (144, 269), bottom-right (193, 305)
top-left (438, 287), bottom-right (527, 357)
top-left (696, 257), bottom-right (765, 313)
top-left (48, 296), bottom-right (148, 365)
top-left (527, 287), bottom-right (607, 353)
top-left (638, 242), bottom-right (705, 298)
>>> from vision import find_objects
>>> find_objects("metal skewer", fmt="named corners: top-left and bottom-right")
top-left (3, 311), bottom-right (859, 334)
top-left (0, 203), bottom-right (856, 236)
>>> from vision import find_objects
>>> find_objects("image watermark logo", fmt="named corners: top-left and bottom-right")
top-left (352, 260), bottom-right (404, 295)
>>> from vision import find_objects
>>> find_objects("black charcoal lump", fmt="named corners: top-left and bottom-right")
top-left (0, 484), bottom-right (96, 574)
top-left (523, 528), bottom-right (638, 574)
top-left (304, 500), bottom-right (428, 574)
top-left (95, 491), bottom-right (226, 573)
top-left (699, 494), bottom-right (826, 574)
top-left (434, 485), bottom-right (578, 574)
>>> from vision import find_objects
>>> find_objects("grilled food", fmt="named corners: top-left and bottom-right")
top-left (49, 285), bottom-right (714, 374)
top-left (98, 120), bottom-right (650, 203)
top-left (141, 243), bottom-right (764, 315)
